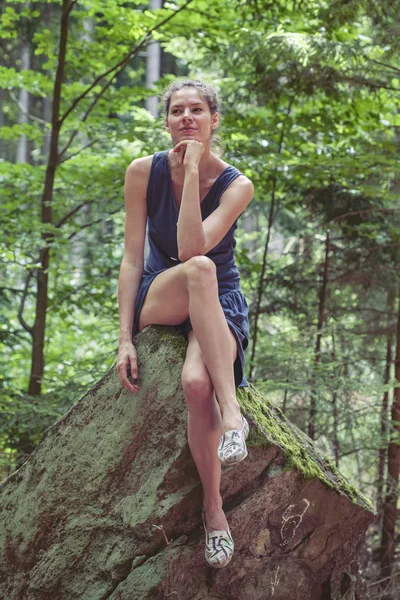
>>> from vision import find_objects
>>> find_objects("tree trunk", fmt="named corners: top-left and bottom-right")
top-left (248, 174), bottom-right (277, 379)
top-left (0, 326), bottom-right (375, 600)
top-left (282, 353), bottom-right (292, 415)
top-left (27, 0), bottom-right (71, 395)
top-left (377, 330), bottom-right (393, 512)
top-left (145, 0), bottom-right (161, 117)
top-left (308, 230), bottom-right (330, 440)
top-left (379, 285), bottom-right (400, 599)
top-left (0, 88), bottom-right (5, 160)
top-left (331, 331), bottom-right (339, 467)
top-left (41, 93), bottom-right (52, 159)
top-left (16, 43), bottom-right (31, 164)
top-left (40, 0), bottom-right (54, 159)
top-left (249, 97), bottom-right (294, 380)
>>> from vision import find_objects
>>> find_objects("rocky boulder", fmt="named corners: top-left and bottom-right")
top-left (0, 326), bottom-right (375, 599)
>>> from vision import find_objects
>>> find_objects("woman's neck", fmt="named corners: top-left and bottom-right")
top-left (197, 146), bottom-right (217, 177)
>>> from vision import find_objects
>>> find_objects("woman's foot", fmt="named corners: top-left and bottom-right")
top-left (202, 507), bottom-right (234, 568)
top-left (218, 415), bottom-right (249, 465)
top-left (220, 400), bottom-right (243, 434)
top-left (203, 505), bottom-right (229, 532)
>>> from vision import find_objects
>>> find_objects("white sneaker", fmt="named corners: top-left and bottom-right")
top-left (217, 415), bottom-right (249, 465)
top-left (202, 508), bottom-right (234, 568)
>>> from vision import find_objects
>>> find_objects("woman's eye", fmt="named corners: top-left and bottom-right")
top-left (172, 108), bottom-right (202, 114)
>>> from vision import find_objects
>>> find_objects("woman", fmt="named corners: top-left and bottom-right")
top-left (116, 79), bottom-right (254, 568)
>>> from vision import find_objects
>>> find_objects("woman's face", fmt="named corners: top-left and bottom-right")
top-left (165, 88), bottom-right (218, 147)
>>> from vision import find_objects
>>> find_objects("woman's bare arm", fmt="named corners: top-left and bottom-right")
top-left (202, 176), bottom-right (254, 254)
top-left (116, 157), bottom-right (150, 393)
top-left (178, 172), bottom-right (254, 261)
top-left (177, 164), bottom-right (206, 261)
top-left (118, 158), bottom-right (149, 343)
top-left (176, 141), bottom-right (253, 261)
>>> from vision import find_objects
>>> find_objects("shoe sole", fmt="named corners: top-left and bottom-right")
top-left (220, 447), bottom-right (248, 465)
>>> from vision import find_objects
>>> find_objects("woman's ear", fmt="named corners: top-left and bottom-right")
top-left (165, 118), bottom-right (170, 132)
top-left (211, 112), bottom-right (219, 130)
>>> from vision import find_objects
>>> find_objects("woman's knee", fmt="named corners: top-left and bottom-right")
top-left (181, 367), bottom-right (214, 408)
top-left (183, 256), bottom-right (217, 289)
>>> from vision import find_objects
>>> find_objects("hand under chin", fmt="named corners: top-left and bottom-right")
top-left (168, 149), bottom-right (184, 170)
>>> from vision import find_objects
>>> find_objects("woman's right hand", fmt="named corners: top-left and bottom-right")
top-left (116, 341), bottom-right (139, 393)
top-left (172, 140), bottom-right (204, 168)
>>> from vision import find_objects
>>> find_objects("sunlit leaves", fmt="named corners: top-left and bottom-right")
top-left (0, 123), bottom-right (45, 142)
top-left (0, 66), bottom-right (53, 95)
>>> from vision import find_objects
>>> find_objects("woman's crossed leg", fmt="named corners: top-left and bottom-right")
top-left (182, 330), bottom-right (231, 532)
top-left (138, 255), bottom-right (242, 433)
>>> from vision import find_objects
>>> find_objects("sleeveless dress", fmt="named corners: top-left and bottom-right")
top-left (132, 150), bottom-right (249, 388)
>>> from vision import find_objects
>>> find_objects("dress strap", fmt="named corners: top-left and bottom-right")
top-left (209, 166), bottom-right (243, 211)
top-left (146, 151), bottom-right (169, 218)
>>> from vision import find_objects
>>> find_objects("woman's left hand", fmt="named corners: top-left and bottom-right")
top-left (173, 140), bottom-right (204, 168)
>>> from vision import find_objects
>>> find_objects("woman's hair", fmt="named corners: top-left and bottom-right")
top-left (161, 79), bottom-right (225, 155)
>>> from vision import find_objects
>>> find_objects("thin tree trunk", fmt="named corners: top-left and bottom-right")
top-left (40, 2), bottom-right (54, 160)
top-left (145, 0), bottom-right (161, 117)
top-left (282, 386), bottom-right (288, 415)
top-left (331, 330), bottom-right (339, 467)
top-left (377, 329), bottom-right (393, 511)
top-left (249, 97), bottom-right (294, 380)
top-left (41, 94), bottom-right (52, 159)
top-left (16, 43), bottom-right (30, 164)
top-left (308, 230), bottom-right (330, 440)
top-left (248, 176), bottom-right (276, 380)
top-left (28, 0), bottom-right (72, 395)
top-left (282, 349), bottom-right (292, 415)
top-left (0, 88), bottom-right (5, 160)
top-left (380, 284), bottom-right (400, 600)
top-left (331, 391), bottom-right (339, 466)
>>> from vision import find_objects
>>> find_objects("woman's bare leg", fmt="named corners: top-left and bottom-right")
top-left (182, 331), bottom-right (228, 531)
top-left (139, 256), bottom-right (242, 432)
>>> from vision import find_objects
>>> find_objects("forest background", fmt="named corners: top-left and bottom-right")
top-left (1, 0), bottom-right (399, 597)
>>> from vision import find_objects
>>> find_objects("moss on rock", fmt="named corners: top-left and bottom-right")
top-left (237, 384), bottom-right (374, 512)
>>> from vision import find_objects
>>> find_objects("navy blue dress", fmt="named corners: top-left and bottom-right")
top-left (132, 150), bottom-right (249, 388)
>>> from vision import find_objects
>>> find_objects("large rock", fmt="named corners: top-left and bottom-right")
top-left (0, 326), bottom-right (375, 600)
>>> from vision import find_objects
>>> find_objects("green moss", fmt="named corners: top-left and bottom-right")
top-left (134, 326), bottom-right (187, 401)
top-left (237, 384), bottom-right (374, 512)
top-left (137, 325), bottom-right (187, 361)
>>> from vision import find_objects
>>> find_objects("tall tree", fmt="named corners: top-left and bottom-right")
top-left (380, 286), bottom-right (400, 599)
top-left (377, 293), bottom-right (394, 511)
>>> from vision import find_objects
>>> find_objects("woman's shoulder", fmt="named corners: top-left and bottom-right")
top-left (126, 152), bottom-right (163, 178)
top-left (127, 151), bottom-right (170, 179)
top-left (213, 155), bottom-right (246, 179)
top-left (215, 156), bottom-right (254, 201)
top-left (213, 154), bottom-right (230, 173)
top-left (217, 157), bottom-right (252, 189)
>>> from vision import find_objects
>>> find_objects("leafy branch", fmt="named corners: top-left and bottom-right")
top-left (58, 0), bottom-right (193, 158)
